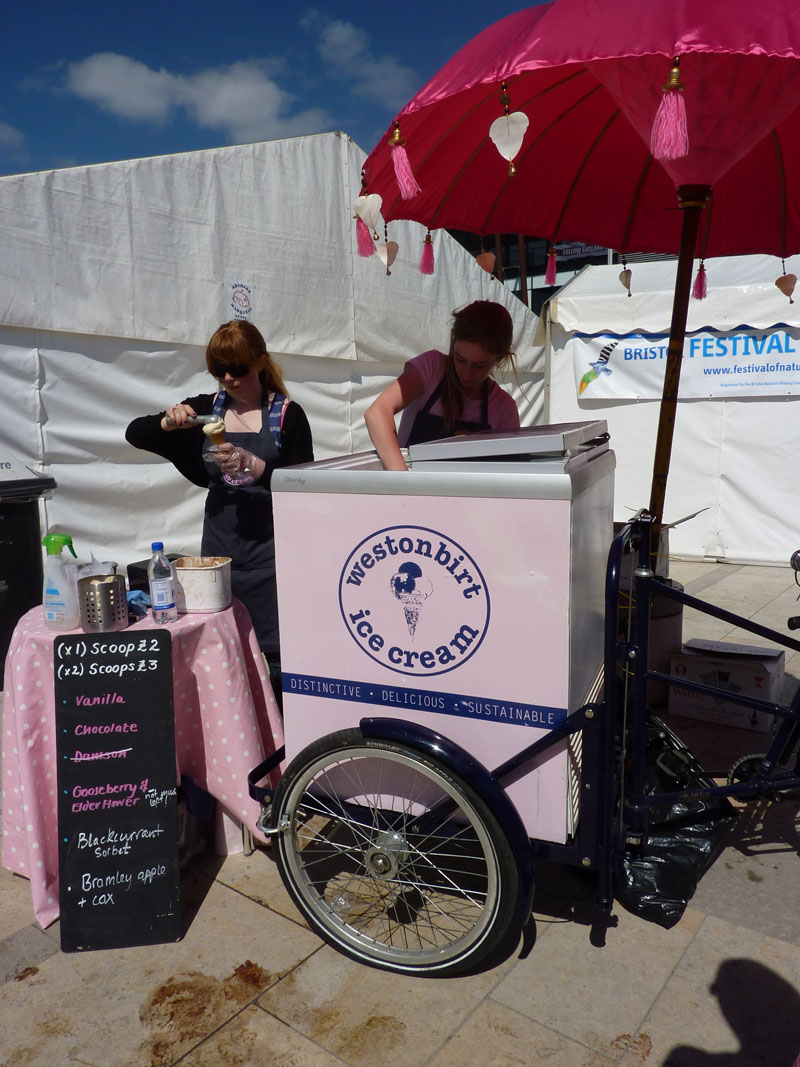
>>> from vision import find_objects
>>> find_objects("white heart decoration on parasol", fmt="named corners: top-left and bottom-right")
top-left (375, 241), bottom-right (399, 270)
top-left (775, 273), bottom-right (797, 303)
top-left (476, 251), bottom-right (496, 273)
top-left (489, 112), bottom-right (530, 163)
top-left (354, 194), bottom-right (384, 238)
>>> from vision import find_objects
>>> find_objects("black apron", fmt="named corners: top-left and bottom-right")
top-left (201, 392), bottom-right (283, 657)
top-left (406, 377), bottom-right (490, 447)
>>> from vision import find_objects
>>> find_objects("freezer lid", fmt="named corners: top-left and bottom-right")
top-left (0, 458), bottom-right (57, 501)
top-left (407, 421), bottom-right (609, 463)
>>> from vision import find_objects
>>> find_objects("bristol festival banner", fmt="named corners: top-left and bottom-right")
top-left (571, 328), bottom-right (800, 400)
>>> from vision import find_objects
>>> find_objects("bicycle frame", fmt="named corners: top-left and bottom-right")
top-left (482, 513), bottom-right (800, 911)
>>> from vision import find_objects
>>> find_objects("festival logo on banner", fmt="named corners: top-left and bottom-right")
top-left (577, 339), bottom-right (619, 395)
top-left (338, 525), bottom-right (490, 676)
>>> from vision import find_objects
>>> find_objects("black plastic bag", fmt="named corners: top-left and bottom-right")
top-left (614, 715), bottom-right (738, 929)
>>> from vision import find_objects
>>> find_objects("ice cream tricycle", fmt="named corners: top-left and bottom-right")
top-left (248, 424), bottom-right (800, 976)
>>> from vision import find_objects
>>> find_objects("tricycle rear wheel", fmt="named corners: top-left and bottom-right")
top-left (271, 727), bottom-right (526, 976)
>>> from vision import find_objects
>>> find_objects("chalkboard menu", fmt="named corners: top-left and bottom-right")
top-left (55, 629), bottom-right (181, 952)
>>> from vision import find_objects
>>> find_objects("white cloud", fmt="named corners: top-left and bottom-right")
top-left (181, 63), bottom-right (328, 142)
top-left (0, 122), bottom-right (25, 150)
top-left (64, 53), bottom-right (332, 143)
top-left (66, 54), bottom-right (177, 122)
top-left (302, 11), bottom-right (419, 110)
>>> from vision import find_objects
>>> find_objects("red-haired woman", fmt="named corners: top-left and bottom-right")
top-left (126, 320), bottom-right (313, 702)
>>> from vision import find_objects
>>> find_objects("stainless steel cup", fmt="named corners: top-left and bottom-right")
top-left (78, 574), bottom-right (129, 632)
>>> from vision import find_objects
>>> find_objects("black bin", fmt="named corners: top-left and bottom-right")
top-left (0, 462), bottom-right (57, 686)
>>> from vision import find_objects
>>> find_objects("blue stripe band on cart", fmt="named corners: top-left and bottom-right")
top-left (283, 673), bottom-right (566, 730)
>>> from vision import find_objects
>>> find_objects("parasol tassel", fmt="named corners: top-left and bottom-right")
top-left (691, 262), bottom-right (707, 300)
top-left (356, 216), bottom-right (375, 257)
top-left (545, 247), bottom-right (557, 286)
top-left (419, 232), bottom-right (435, 275)
top-left (390, 124), bottom-right (421, 200)
top-left (651, 59), bottom-right (689, 161)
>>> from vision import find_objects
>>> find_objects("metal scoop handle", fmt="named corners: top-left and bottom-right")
top-left (165, 414), bottom-right (220, 428)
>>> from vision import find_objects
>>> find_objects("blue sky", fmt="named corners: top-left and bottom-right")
top-left (0, 1), bottom-right (541, 178)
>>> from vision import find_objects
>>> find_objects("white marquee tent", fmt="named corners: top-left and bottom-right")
top-left (0, 131), bottom-right (542, 569)
top-left (542, 255), bottom-right (800, 564)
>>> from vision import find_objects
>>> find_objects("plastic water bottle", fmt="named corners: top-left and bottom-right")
top-left (147, 542), bottom-right (178, 624)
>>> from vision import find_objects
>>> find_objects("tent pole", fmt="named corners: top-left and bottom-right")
top-left (648, 184), bottom-right (711, 556)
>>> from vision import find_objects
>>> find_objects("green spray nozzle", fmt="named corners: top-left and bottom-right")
top-left (42, 533), bottom-right (77, 558)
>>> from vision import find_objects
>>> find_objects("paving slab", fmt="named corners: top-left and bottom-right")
top-left (490, 904), bottom-right (705, 1058)
top-left (618, 917), bottom-right (800, 1067)
top-left (429, 998), bottom-right (617, 1066)
top-left (259, 944), bottom-right (516, 1067)
top-left (179, 1003), bottom-right (346, 1066)
top-left (0, 876), bottom-right (321, 1066)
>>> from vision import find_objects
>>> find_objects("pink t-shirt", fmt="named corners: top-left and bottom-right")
top-left (397, 350), bottom-right (520, 446)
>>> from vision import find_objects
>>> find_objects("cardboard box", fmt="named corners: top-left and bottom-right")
top-left (669, 638), bottom-right (784, 732)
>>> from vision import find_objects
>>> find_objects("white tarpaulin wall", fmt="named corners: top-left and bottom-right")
top-left (0, 132), bottom-right (542, 570)
top-left (543, 255), bottom-right (800, 564)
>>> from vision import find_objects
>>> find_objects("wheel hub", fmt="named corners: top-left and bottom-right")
top-left (365, 830), bottom-right (407, 880)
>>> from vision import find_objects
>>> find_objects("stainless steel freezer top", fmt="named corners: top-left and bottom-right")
top-left (272, 422), bottom-right (614, 500)
top-left (406, 421), bottom-right (609, 463)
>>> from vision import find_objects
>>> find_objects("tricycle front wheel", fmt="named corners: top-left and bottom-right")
top-left (271, 728), bottom-right (526, 976)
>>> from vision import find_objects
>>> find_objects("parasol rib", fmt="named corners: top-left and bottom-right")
top-left (619, 155), bottom-right (654, 254)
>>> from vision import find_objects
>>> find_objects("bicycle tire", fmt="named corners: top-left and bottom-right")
top-left (271, 727), bottom-right (526, 976)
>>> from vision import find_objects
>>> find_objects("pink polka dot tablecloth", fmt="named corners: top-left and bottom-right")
top-left (1, 601), bottom-right (284, 928)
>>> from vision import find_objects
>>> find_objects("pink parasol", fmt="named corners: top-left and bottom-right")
top-left (363, 0), bottom-right (800, 531)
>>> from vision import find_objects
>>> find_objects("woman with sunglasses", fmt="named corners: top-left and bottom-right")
top-left (365, 300), bottom-right (520, 471)
top-left (125, 320), bottom-right (313, 704)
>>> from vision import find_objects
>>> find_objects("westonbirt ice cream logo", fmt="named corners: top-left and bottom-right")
top-left (339, 525), bottom-right (490, 676)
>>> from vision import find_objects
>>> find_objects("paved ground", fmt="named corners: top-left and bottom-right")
top-left (2, 557), bottom-right (800, 1066)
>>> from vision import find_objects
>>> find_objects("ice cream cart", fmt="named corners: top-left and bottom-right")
top-left (248, 424), bottom-right (800, 976)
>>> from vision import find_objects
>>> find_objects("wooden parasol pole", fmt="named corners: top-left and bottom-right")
top-left (648, 184), bottom-right (711, 560)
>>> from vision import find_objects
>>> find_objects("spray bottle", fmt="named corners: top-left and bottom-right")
top-left (42, 533), bottom-right (80, 631)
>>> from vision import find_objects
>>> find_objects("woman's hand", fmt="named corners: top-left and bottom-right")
top-left (161, 403), bottom-right (197, 430)
top-left (210, 443), bottom-right (265, 480)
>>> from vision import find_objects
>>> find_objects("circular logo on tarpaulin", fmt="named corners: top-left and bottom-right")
top-left (339, 525), bottom-right (490, 676)
top-left (229, 283), bottom-right (253, 320)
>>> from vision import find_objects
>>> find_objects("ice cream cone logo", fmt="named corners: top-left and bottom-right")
top-left (390, 562), bottom-right (433, 639)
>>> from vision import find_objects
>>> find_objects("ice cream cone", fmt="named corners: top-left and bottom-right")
top-left (397, 591), bottom-right (427, 638)
top-left (202, 418), bottom-right (227, 447)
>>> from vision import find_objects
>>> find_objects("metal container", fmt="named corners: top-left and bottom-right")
top-left (78, 574), bottom-right (129, 632)
top-left (173, 556), bottom-right (232, 613)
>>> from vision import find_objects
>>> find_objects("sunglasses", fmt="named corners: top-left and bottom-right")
top-left (210, 361), bottom-right (252, 379)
